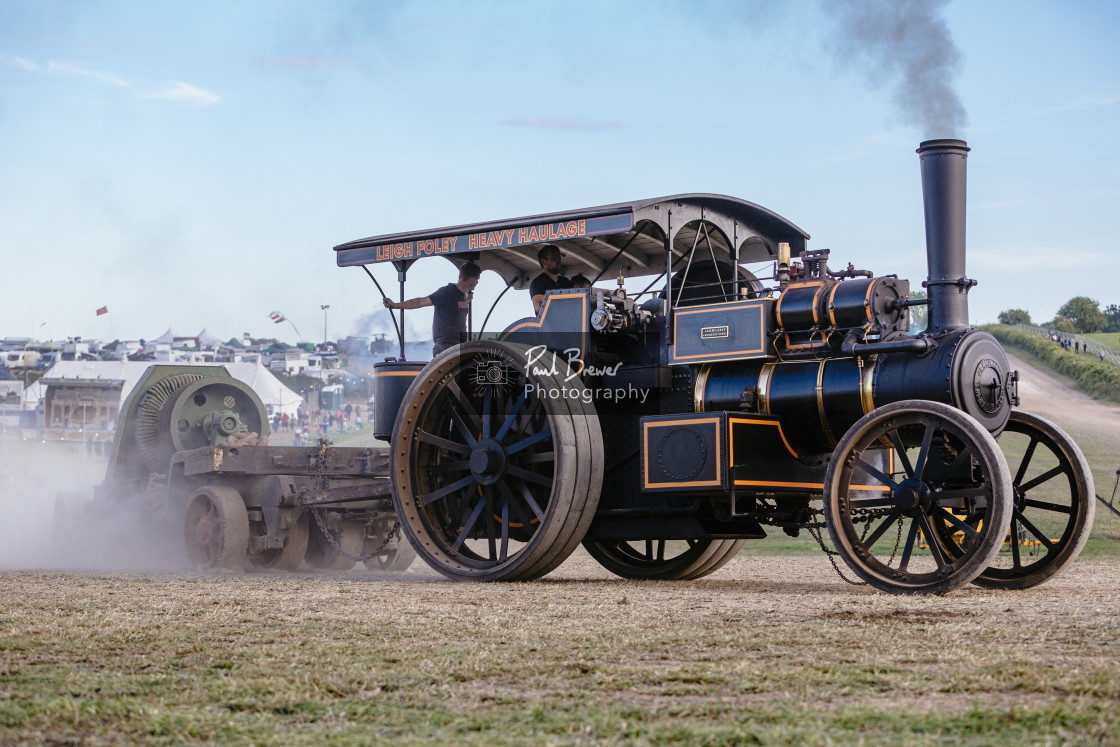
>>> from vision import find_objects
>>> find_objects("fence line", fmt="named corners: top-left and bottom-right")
top-left (1010, 324), bottom-right (1120, 366)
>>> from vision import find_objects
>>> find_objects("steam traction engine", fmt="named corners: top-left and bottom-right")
top-left (331, 139), bottom-right (1095, 594)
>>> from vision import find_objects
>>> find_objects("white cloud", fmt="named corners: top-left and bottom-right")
top-left (4, 56), bottom-right (41, 72)
top-left (139, 81), bottom-right (221, 107)
top-left (46, 60), bottom-right (130, 87)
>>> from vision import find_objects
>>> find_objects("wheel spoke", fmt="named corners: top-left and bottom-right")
top-left (451, 498), bottom-right (486, 552)
top-left (443, 383), bottom-right (483, 434)
top-left (507, 464), bottom-right (553, 487)
top-left (432, 460), bottom-right (471, 474)
top-left (898, 518), bottom-right (920, 571)
top-left (852, 458), bottom-right (899, 489)
top-left (933, 485), bottom-right (990, 509)
top-left (1009, 518), bottom-right (1023, 569)
top-left (420, 474), bottom-right (476, 505)
top-left (482, 387), bottom-right (493, 440)
top-left (419, 430), bottom-right (471, 455)
top-left (522, 450), bottom-right (555, 465)
top-left (1014, 436), bottom-right (1040, 485)
top-left (485, 486), bottom-right (496, 561)
top-left (912, 422), bottom-right (936, 479)
top-left (848, 495), bottom-right (896, 509)
top-left (499, 497), bottom-right (510, 562)
top-left (508, 427), bottom-right (553, 456)
top-left (887, 431), bottom-right (915, 478)
top-left (933, 506), bottom-right (980, 542)
top-left (918, 514), bottom-right (950, 569)
top-left (512, 480), bottom-right (546, 523)
top-left (1019, 465), bottom-right (1065, 493)
top-left (444, 400), bottom-right (480, 447)
top-left (1014, 509), bottom-right (1055, 551)
top-left (1022, 498), bottom-right (1073, 514)
top-left (863, 510), bottom-right (902, 548)
top-left (495, 391), bottom-right (527, 441)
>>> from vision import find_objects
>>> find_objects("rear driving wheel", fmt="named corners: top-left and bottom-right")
top-left (584, 538), bottom-right (745, 580)
top-left (391, 341), bottom-right (602, 581)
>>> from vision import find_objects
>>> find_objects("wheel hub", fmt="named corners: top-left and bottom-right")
top-left (894, 479), bottom-right (933, 516)
top-left (470, 438), bottom-right (507, 486)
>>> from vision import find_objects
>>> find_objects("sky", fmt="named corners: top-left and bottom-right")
top-left (1, 0), bottom-right (1117, 347)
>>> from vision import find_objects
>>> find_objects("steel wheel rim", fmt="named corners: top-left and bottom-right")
top-left (832, 410), bottom-right (1003, 589)
top-left (404, 351), bottom-right (561, 571)
top-left (935, 412), bottom-right (1092, 584)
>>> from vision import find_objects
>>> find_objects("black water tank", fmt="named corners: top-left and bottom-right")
top-left (372, 361), bottom-right (426, 440)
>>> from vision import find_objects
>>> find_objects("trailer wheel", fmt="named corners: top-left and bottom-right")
top-left (930, 411), bottom-right (1094, 590)
top-left (584, 538), bottom-right (745, 580)
top-left (823, 400), bottom-right (1012, 595)
top-left (184, 486), bottom-right (250, 570)
top-left (246, 512), bottom-right (309, 572)
top-left (305, 516), bottom-right (363, 571)
top-left (363, 541), bottom-right (417, 572)
top-left (391, 341), bottom-right (602, 581)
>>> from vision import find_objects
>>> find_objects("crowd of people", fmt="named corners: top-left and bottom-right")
top-left (1051, 333), bottom-right (1106, 361)
top-left (270, 402), bottom-right (366, 446)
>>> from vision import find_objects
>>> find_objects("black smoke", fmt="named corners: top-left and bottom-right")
top-left (820, 0), bottom-right (968, 137)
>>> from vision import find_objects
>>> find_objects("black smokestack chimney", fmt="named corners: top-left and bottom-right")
top-left (918, 138), bottom-right (973, 333)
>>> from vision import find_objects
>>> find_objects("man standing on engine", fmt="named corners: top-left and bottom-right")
top-left (530, 244), bottom-right (572, 314)
top-left (384, 262), bottom-right (481, 357)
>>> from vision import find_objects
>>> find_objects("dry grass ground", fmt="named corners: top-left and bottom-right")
top-left (1, 354), bottom-right (1119, 745)
top-left (2, 553), bottom-right (1120, 746)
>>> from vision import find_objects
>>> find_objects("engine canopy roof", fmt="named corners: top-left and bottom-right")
top-left (333, 194), bottom-right (809, 289)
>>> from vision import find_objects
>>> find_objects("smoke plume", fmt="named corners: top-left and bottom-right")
top-left (820, 0), bottom-right (968, 136)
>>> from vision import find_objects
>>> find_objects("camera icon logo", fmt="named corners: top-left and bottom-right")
top-left (474, 360), bottom-right (510, 387)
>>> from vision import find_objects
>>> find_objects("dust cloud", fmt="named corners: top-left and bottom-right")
top-left (0, 436), bottom-right (187, 572)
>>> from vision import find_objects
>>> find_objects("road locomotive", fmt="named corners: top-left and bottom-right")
top-left (64, 140), bottom-right (1094, 594)
top-left (333, 139), bottom-right (1094, 594)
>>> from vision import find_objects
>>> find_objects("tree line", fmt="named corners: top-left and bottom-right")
top-left (997, 297), bottom-right (1120, 334)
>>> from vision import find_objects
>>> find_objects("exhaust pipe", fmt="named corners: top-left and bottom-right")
top-left (917, 139), bottom-right (973, 333)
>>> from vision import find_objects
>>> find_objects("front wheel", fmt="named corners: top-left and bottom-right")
top-left (963, 411), bottom-right (1095, 589)
top-left (823, 400), bottom-right (1012, 595)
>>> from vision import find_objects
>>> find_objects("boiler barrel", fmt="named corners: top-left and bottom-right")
top-left (372, 361), bottom-right (426, 440)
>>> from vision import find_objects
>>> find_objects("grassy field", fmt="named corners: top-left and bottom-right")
top-left (3, 555), bottom-right (1120, 746)
top-left (1085, 332), bottom-right (1120, 351)
top-left (3, 353), bottom-right (1119, 744)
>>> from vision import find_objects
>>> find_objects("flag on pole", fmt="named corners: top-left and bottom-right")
top-left (269, 311), bottom-right (286, 324)
top-left (96, 306), bottom-right (109, 316)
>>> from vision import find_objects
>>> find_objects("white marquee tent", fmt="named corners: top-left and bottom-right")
top-left (37, 360), bottom-right (303, 418)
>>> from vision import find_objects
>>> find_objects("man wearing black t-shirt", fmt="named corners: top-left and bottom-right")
top-left (383, 262), bottom-right (481, 357)
top-left (529, 244), bottom-right (573, 314)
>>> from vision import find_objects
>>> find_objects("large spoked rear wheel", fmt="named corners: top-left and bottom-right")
top-left (950, 410), bottom-right (1094, 590)
top-left (184, 485), bottom-right (250, 570)
top-left (391, 341), bottom-right (603, 581)
top-left (584, 539), bottom-right (745, 580)
top-left (824, 400), bottom-right (1012, 595)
